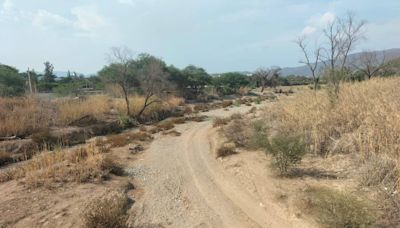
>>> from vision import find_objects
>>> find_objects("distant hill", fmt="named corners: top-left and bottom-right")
top-left (280, 48), bottom-right (400, 76)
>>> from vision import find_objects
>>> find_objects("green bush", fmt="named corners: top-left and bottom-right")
top-left (303, 187), bottom-right (377, 227)
top-left (265, 133), bottom-right (306, 175)
top-left (249, 120), bottom-right (269, 149)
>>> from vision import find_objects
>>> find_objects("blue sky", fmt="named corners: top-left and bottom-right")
top-left (0, 0), bottom-right (399, 74)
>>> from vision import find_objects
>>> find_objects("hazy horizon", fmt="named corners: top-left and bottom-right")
top-left (1, 0), bottom-right (399, 74)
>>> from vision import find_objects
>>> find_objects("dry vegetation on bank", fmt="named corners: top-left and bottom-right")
top-left (0, 95), bottom-right (184, 138)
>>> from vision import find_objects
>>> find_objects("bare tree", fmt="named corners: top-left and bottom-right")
top-left (100, 47), bottom-right (137, 116)
top-left (296, 36), bottom-right (321, 91)
top-left (353, 51), bottom-right (387, 79)
top-left (322, 12), bottom-right (366, 95)
top-left (136, 58), bottom-right (173, 119)
top-left (253, 67), bottom-right (281, 92)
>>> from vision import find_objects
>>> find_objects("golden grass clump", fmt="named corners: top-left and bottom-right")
top-left (0, 143), bottom-right (119, 188)
top-left (56, 95), bottom-right (111, 125)
top-left (0, 97), bottom-right (52, 137)
top-left (82, 190), bottom-right (130, 228)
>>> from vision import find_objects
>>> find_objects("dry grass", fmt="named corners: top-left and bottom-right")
top-left (81, 190), bottom-right (130, 228)
top-left (0, 143), bottom-right (120, 188)
top-left (268, 78), bottom-right (400, 156)
top-left (0, 97), bottom-right (52, 137)
top-left (223, 119), bottom-right (251, 147)
top-left (0, 151), bottom-right (13, 166)
top-left (216, 144), bottom-right (237, 158)
top-left (56, 95), bottom-right (111, 125)
top-left (114, 95), bottom-right (183, 122)
top-left (266, 78), bottom-right (400, 184)
top-left (106, 132), bottom-right (153, 148)
top-left (213, 117), bottom-right (231, 128)
top-left (156, 121), bottom-right (175, 131)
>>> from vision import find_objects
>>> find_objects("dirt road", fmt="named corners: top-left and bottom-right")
top-left (131, 106), bottom-right (314, 228)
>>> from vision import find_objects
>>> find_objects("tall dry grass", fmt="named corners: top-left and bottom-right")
top-left (0, 97), bottom-right (53, 137)
top-left (266, 77), bottom-right (400, 183)
top-left (0, 143), bottom-right (119, 188)
top-left (56, 95), bottom-right (111, 125)
top-left (268, 77), bottom-right (400, 156)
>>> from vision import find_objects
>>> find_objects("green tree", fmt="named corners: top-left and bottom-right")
top-left (0, 64), bottom-right (25, 96)
top-left (213, 72), bottom-right (249, 95)
top-left (181, 65), bottom-right (211, 97)
top-left (43, 61), bottom-right (56, 83)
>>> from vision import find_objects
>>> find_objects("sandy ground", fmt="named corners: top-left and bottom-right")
top-left (131, 104), bottom-right (315, 228)
top-left (0, 101), bottom-right (316, 228)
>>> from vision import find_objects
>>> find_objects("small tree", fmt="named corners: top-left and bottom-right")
top-left (253, 67), bottom-right (281, 92)
top-left (136, 55), bottom-right (173, 119)
top-left (353, 51), bottom-right (387, 80)
top-left (99, 47), bottom-right (137, 116)
top-left (321, 12), bottom-right (366, 96)
top-left (296, 36), bottom-right (322, 91)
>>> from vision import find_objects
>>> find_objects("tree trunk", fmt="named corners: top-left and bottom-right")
top-left (121, 84), bottom-right (131, 116)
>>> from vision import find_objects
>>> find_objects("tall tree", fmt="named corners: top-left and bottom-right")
top-left (43, 61), bottom-right (56, 83)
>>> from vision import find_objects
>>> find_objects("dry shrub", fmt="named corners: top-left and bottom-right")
top-left (239, 87), bottom-right (250, 96)
top-left (359, 154), bottom-right (399, 189)
top-left (223, 119), bottom-right (251, 147)
top-left (156, 121), bottom-right (175, 131)
top-left (183, 106), bottom-right (193, 115)
top-left (0, 151), bottom-right (13, 166)
top-left (82, 190), bottom-right (130, 228)
top-left (267, 77), bottom-right (400, 162)
top-left (301, 187), bottom-right (377, 227)
top-left (216, 144), bottom-right (237, 158)
top-left (0, 143), bottom-right (119, 188)
top-left (186, 115), bottom-right (207, 122)
top-left (56, 95), bottom-right (111, 125)
top-left (222, 100), bottom-right (233, 108)
top-left (213, 117), bottom-right (231, 128)
top-left (230, 113), bottom-right (243, 120)
top-left (193, 104), bottom-right (209, 112)
top-left (247, 107), bottom-right (257, 114)
top-left (0, 97), bottom-right (52, 137)
top-left (106, 132), bottom-right (153, 148)
top-left (162, 130), bottom-right (182, 137)
top-left (170, 117), bottom-right (186, 125)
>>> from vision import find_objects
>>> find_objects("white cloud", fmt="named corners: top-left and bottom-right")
top-left (32, 9), bottom-right (73, 30)
top-left (300, 11), bottom-right (336, 36)
top-left (31, 6), bottom-right (111, 38)
top-left (301, 26), bottom-right (316, 36)
top-left (71, 6), bottom-right (110, 37)
top-left (2, 0), bottom-right (13, 12)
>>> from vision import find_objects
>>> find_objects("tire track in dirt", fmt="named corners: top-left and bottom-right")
top-left (132, 106), bottom-right (311, 227)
